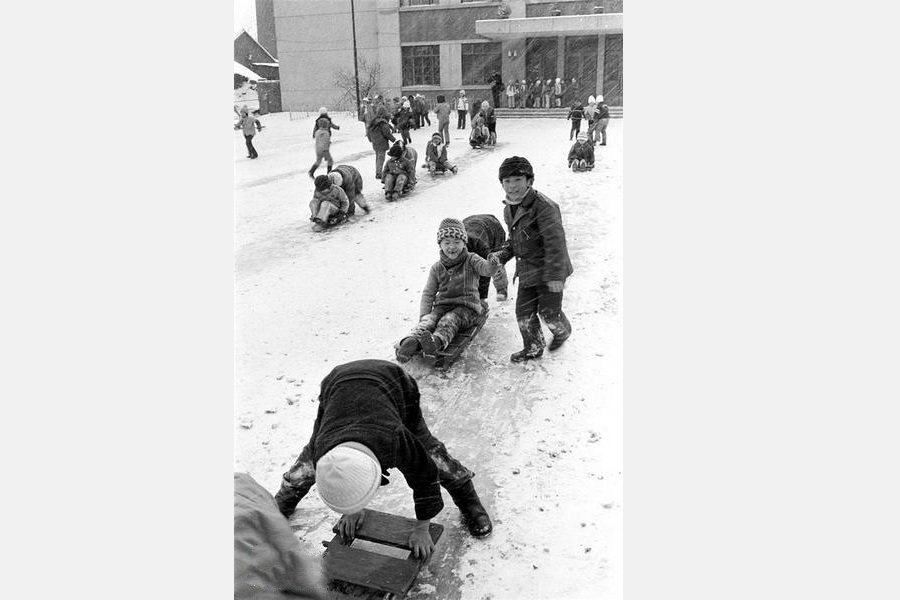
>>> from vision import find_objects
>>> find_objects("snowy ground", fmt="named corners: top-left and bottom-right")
top-left (234, 112), bottom-right (623, 600)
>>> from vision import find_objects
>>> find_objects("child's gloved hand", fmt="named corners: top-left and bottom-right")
top-left (487, 253), bottom-right (501, 266)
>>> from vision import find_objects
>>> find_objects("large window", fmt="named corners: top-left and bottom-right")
top-left (402, 45), bottom-right (440, 86)
top-left (461, 42), bottom-right (502, 85)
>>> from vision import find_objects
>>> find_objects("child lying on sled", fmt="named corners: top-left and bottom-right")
top-left (395, 218), bottom-right (499, 362)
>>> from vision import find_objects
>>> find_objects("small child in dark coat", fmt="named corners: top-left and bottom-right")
top-left (567, 102), bottom-right (584, 140)
top-left (273, 359), bottom-right (493, 560)
top-left (463, 214), bottom-right (509, 302)
top-left (425, 132), bottom-right (458, 175)
top-left (382, 141), bottom-right (416, 201)
top-left (567, 132), bottom-right (595, 171)
top-left (393, 100), bottom-right (414, 145)
top-left (396, 219), bottom-right (498, 361)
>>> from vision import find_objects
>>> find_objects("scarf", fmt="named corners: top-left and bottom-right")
top-left (439, 247), bottom-right (469, 269)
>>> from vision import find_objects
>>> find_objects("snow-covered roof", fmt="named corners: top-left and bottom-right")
top-left (251, 62), bottom-right (279, 68)
top-left (234, 61), bottom-right (263, 81)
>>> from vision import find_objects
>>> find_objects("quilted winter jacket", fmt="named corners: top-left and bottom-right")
top-left (309, 186), bottom-right (350, 218)
top-left (368, 117), bottom-right (396, 151)
top-left (496, 188), bottom-right (574, 287)
top-left (420, 250), bottom-right (497, 317)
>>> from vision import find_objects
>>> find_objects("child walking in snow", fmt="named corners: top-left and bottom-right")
top-left (238, 105), bottom-right (263, 159)
top-left (393, 100), bottom-right (414, 145)
top-left (567, 132), bottom-right (595, 171)
top-left (425, 132), bottom-right (458, 175)
top-left (395, 219), bottom-right (499, 362)
top-left (488, 156), bottom-right (574, 362)
top-left (308, 107), bottom-right (340, 179)
top-left (309, 175), bottom-right (350, 229)
top-left (274, 359), bottom-right (493, 560)
top-left (567, 101), bottom-right (584, 140)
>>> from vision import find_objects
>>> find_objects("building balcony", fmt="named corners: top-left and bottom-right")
top-left (475, 12), bottom-right (622, 39)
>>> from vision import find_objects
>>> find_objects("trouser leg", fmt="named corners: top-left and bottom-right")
top-left (533, 284), bottom-right (571, 342)
top-left (514, 284), bottom-right (546, 353)
top-left (375, 149), bottom-right (385, 179)
top-left (433, 306), bottom-right (477, 347)
top-left (274, 442), bottom-right (316, 517)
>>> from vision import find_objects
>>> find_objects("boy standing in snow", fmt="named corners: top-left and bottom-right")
top-left (309, 175), bottom-right (350, 228)
top-left (463, 214), bottom-right (509, 302)
top-left (395, 219), bottom-right (499, 362)
top-left (274, 359), bottom-right (493, 560)
top-left (327, 164), bottom-right (369, 216)
top-left (308, 107), bottom-right (340, 179)
top-left (567, 132), bottom-right (595, 171)
top-left (488, 156), bottom-right (574, 362)
top-left (239, 106), bottom-right (263, 159)
top-left (393, 100), bottom-right (414, 145)
top-left (367, 104), bottom-right (396, 181)
top-left (434, 94), bottom-right (451, 146)
top-left (425, 132), bottom-right (458, 175)
top-left (595, 94), bottom-right (610, 146)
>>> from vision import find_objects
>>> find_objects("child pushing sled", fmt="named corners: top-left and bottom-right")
top-left (274, 359), bottom-right (493, 561)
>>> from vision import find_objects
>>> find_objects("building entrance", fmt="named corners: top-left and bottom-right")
top-left (564, 36), bottom-right (599, 105)
top-left (525, 37), bottom-right (558, 83)
top-left (603, 34), bottom-right (623, 106)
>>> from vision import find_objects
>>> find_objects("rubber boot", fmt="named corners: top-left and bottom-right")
top-left (395, 336), bottom-right (420, 363)
top-left (447, 480), bottom-right (492, 537)
top-left (307, 166), bottom-right (316, 179)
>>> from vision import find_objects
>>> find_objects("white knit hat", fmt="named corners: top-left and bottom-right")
top-left (588, 95), bottom-right (596, 104)
top-left (316, 442), bottom-right (382, 515)
top-left (318, 106), bottom-right (328, 115)
top-left (327, 171), bottom-right (343, 187)
top-left (597, 95), bottom-right (603, 102)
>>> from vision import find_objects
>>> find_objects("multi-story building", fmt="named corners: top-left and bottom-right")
top-left (265, 0), bottom-right (622, 111)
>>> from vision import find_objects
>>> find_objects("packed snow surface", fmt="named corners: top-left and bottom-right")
top-left (234, 111), bottom-right (623, 600)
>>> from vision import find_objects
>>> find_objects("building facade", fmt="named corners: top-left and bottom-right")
top-left (271, 0), bottom-right (622, 111)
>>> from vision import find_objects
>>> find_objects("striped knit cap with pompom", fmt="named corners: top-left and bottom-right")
top-left (436, 218), bottom-right (467, 244)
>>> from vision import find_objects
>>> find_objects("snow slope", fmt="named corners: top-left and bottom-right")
top-left (234, 112), bottom-right (623, 600)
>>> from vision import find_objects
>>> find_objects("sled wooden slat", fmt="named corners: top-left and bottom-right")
top-left (323, 543), bottom-right (420, 595)
top-left (329, 509), bottom-right (444, 549)
top-left (323, 509), bottom-right (444, 598)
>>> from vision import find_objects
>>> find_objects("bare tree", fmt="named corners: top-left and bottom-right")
top-left (332, 57), bottom-right (383, 109)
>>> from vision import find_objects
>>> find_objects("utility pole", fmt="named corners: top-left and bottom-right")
top-left (350, 0), bottom-right (361, 115)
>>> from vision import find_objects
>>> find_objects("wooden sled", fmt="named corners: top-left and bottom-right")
top-left (431, 307), bottom-right (489, 371)
top-left (322, 509), bottom-right (444, 600)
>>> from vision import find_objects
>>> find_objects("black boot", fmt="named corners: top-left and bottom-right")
top-left (308, 166), bottom-right (316, 179)
top-left (447, 480), bottom-right (492, 537)
top-left (510, 347), bottom-right (543, 362)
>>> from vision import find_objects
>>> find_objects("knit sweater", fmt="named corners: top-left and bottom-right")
top-left (420, 249), bottom-right (496, 317)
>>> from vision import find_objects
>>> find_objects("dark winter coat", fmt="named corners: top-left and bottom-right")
top-left (368, 117), bottom-right (396, 151)
top-left (425, 140), bottom-right (449, 165)
top-left (306, 359), bottom-right (446, 521)
top-left (567, 141), bottom-right (595, 164)
top-left (331, 164), bottom-right (363, 200)
top-left (413, 96), bottom-right (426, 116)
top-left (393, 108), bottom-right (413, 131)
top-left (567, 106), bottom-right (584, 121)
top-left (312, 114), bottom-right (339, 139)
top-left (463, 214), bottom-right (506, 258)
top-left (597, 103), bottom-right (610, 119)
top-left (421, 249), bottom-right (497, 317)
top-left (481, 105), bottom-right (496, 125)
top-left (496, 188), bottom-right (574, 287)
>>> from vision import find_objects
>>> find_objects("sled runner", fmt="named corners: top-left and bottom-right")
top-left (321, 509), bottom-right (444, 600)
top-left (432, 307), bottom-right (489, 371)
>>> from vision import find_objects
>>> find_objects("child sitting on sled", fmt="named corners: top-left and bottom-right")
top-left (425, 132), bottom-right (458, 175)
top-left (382, 141), bottom-right (416, 201)
top-left (469, 112), bottom-right (489, 148)
top-left (395, 218), bottom-right (499, 362)
top-left (309, 174), bottom-right (350, 228)
top-left (567, 132), bottom-right (595, 171)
